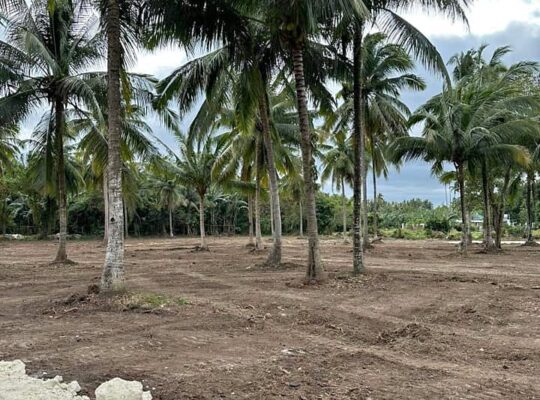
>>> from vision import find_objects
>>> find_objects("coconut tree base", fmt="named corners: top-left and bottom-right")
top-left (479, 245), bottom-right (499, 254)
top-left (50, 258), bottom-right (77, 266)
top-left (302, 273), bottom-right (328, 286)
top-left (522, 240), bottom-right (540, 247)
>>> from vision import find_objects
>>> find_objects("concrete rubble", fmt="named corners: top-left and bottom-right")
top-left (0, 360), bottom-right (152, 400)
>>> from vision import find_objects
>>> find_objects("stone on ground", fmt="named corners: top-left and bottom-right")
top-left (0, 361), bottom-right (151, 400)
top-left (0, 360), bottom-right (88, 400)
top-left (95, 378), bottom-right (152, 400)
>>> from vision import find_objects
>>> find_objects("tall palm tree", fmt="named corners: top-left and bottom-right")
top-left (155, 19), bottom-right (290, 265)
top-left (151, 163), bottom-right (185, 238)
top-left (101, 0), bottom-right (126, 290)
top-left (254, 0), bottom-right (368, 282)
top-left (328, 33), bottom-right (425, 250)
top-left (321, 130), bottom-right (353, 238)
top-left (176, 134), bottom-right (220, 250)
top-left (0, 0), bottom-right (104, 263)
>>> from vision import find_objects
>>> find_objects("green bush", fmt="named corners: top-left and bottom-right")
top-left (447, 229), bottom-right (462, 240)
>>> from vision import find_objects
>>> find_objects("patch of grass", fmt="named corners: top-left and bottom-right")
top-left (117, 292), bottom-right (190, 311)
top-left (174, 297), bottom-right (190, 306)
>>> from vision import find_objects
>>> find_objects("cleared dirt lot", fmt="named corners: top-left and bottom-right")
top-left (1, 237), bottom-right (539, 399)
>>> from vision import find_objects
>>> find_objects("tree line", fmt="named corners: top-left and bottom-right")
top-left (1, 0), bottom-right (540, 290)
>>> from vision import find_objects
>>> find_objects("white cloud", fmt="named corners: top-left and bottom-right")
top-left (400, 0), bottom-right (540, 38)
top-left (130, 46), bottom-right (188, 78)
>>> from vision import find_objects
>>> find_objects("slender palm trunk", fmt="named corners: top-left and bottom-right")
top-left (362, 155), bottom-right (369, 248)
top-left (457, 163), bottom-right (469, 255)
top-left (247, 195), bottom-right (254, 246)
top-left (198, 194), bottom-right (208, 249)
top-left (103, 173), bottom-right (109, 243)
top-left (481, 160), bottom-right (495, 251)
top-left (254, 182), bottom-right (263, 249)
top-left (169, 203), bottom-right (174, 238)
top-left (525, 172), bottom-right (535, 244)
top-left (101, 0), bottom-right (125, 291)
top-left (299, 201), bottom-right (303, 237)
top-left (254, 136), bottom-right (264, 250)
top-left (352, 26), bottom-right (365, 275)
top-left (53, 98), bottom-right (69, 263)
top-left (493, 168), bottom-right (510, 249)
top-left (291, 43), bottom-right (324, 282)
top-left (372, 147), bottom-right (379, 239)
top-left (341, 178), bottom-right (347, 237)
top-left (259, 95), bottom-right (282, 265)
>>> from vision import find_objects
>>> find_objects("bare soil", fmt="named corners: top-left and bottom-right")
top-left (1, 237), bottom-right (539, 399)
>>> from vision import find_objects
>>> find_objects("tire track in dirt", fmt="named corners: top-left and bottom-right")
top-left (173, 268), bottom-right (540, 350)
top-left (163, 267), bottom-right (540, 393)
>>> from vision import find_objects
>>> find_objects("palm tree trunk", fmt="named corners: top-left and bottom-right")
top-left (372, 146), bottom-right (379, 239)
top-left (254, 137), bottom-right (264, 250)
top-left (481, 160), bottom-right (495, 251)
top-left (299, 201), bottom-right (303, 237)
top-left (362, 153), bottom-right (369, 248)
top-left (457, 163), bottom-right (469, 255)
top-left (260, 94), bottom-right (282, 266)
top-left (53, 98), bottom-right (70, 264)
top-left (247, 195), bottom-right (254, 246)
top-left (493, 168), bottom-right (510, 249)
top-left (103, 173), bottom-right (109, 243)
top-left (525, 172), bottom-right (535, 244)
top-left (254, 185), bottom-right (263, 249)
top-left (291, 43), bottom-right (324, 282)
top-left (199, 195), bottom-right (208, 249)
top-left (352, 25), bottom-right (364, 275)
top-left (101, 0), bottom-right (125, 291)
top-left (341, 178), bottom-right (347, 237)
top-left (169, 203), bottom-right (174, 238)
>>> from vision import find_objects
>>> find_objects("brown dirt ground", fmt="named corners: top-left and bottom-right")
top-left (1, 237), bottom-right (539, 399)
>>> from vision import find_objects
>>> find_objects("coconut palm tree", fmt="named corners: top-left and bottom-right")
top-left (0, 0), bottom-right (104, 263)
top-left (151, 162), bottom-right (185, 238)
top-left (321, 130), bottom-right (353, 238)
top-left (251, 0), bottom-right (368, 281)
top-left (327, 33), bottom-right (424, 249)
top-left (155, 18), bottom-right (290, 265)
top-left (176, 134), bottom-right (220, 250)
top-left (330, 0), bottom-right (469, 273)
top-left (100, 0), bottom-right (126, 290)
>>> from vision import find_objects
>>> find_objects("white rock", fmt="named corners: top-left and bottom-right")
top-left (95, 377), bottom-right (152, 400)
top-left (0, 360), bottom-right (151, 400)
top-left (0, 360), bottom-right (26, 377)
top-left (0, 360), bottom-right (89, 400)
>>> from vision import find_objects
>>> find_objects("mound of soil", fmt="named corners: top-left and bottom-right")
top-left (378, 323), bottom-right (432, 344)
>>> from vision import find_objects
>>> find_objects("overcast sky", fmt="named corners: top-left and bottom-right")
top-left (15, 0), bottom-right (540, 204)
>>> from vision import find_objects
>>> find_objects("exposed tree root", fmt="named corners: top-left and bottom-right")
top-left (193, 245), bottom-right (210, 252)
top-left (49, 258), bottom-right (77, 266)
top-left (522, 240), bottom-right (540, 247)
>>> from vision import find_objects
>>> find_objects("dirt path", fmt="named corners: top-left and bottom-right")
top-left (0, 237), bottom-right (539, 399)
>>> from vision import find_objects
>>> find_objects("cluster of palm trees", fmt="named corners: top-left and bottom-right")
top-left (391, 45), bottom-right (540, 253)
top-left (1, 0), bottom-right (539, 290)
